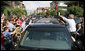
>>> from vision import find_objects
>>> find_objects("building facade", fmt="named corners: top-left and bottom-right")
top-left (43, 7), bottom-right (50, 12)
top-left (35, 7), bottom-right (50, 14)
top-left (7, 1), bottom-right (25, 10)
top-left (37, 7), bottom-right (43, 13)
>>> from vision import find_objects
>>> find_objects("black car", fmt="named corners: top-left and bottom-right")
top-left (17, 24), bottom-right (83, 50)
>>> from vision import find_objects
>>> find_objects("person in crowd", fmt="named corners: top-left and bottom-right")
top-left (58, 12), bottom-right (77, 42)
top-left (76, 21), bottom-right (84, 35)
top-left (3, 27), bottom-right (12, 41)
top-left (14, 23), bottom-right (17, 27)
top-left (26, 18), bottom-right (30, 25)
top-left (3, 27), bottom-right (12, 50)
top-left (5, 22), bottom-right (9, 27)
top-left (81, 20), bottom-right (84, 28)
top-left (18, 19), bottom-right (23, 25)
top-left (20, 17), bottom-right (23, 22)
top-left (13, 19), bottom-right (16, 25)
top-left (76, 23), bottom-right (82, 33)
top-left (76, 22), bottom-right (84, 42)
top-left (8, 19), bottom-right (16, 32)
top-left (15, 17), bottom-right (18, 22)
top-left (11, 25), bottom-right (21, 35)
top-left (58, 12), bottom-right (76, 33)
top-left (21, 19), bottom-right (26, 31)
top-left (11, 25), bottom-right (21, 41)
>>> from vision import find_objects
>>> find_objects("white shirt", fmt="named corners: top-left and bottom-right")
top-left (62, 17), bottom-right (76, 32)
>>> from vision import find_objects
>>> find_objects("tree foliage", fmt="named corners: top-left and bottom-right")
top-left (68, 6), bottom-right (84, 17)
top-left (23, 10), bottom-right (27, 15)
top-left (3, 7), bottom-right (12, 19)
top-left (37, 12), bottom-right (46, 16)
top-left (1, 1), bottom-right (11, 19)
top-left (46, 10), bottom-right (57, 16)
top-left (46, 9), bottom-right (65, 16)
top-left (57, 9), bottom-right (66, 16)
top-left (12, 8), bottom-right (27, 16)
top-left (1, 1), bottom-right (9, 14)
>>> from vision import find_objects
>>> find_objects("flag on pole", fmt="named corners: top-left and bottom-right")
top-left (55, 3), bottom-right (57, 10)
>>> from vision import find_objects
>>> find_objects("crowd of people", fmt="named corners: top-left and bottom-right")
top-left (1, 14), bottom-right (28, 50)
top-left (1, 12), bottom-right (84, 50)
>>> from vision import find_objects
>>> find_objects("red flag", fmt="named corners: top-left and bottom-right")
top-left (55, 3), bottom-right (57, 10)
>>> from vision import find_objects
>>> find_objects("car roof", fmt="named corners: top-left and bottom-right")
top-left (35, 18), bottom-right (60, 23)
top-left (29, 24), bottom-right (65, 28)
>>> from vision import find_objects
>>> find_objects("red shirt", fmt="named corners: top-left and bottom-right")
top-left (19, 21), bottom-right (22, 25)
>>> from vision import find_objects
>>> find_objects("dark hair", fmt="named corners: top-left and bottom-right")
top-left (76, 23), bottom-right (81, 29)
top-left (16, 19), bottom-right (18, 21)
top-left (4, 27), bottom-right (9, 31)
top-left (14, 23), bottom-right (17, 25)
top-left (80, 21), bottom-right (84, 24)
top-left (16, 25), bottom-right (20, 27)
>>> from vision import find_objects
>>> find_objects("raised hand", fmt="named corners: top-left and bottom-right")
top-left (58, 12), bottom-right (60, 16)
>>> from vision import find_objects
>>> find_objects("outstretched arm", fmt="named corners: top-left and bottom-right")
top-left (58, 12), bottom-right (69, 22)
top-left (58, 12), bottom-right (64, 18)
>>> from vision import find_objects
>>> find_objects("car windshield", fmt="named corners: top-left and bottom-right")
top-left (21, 28), bottom-right (72, 50)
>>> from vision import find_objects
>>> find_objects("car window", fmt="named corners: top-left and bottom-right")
top-left (21, 28), bottom-right (72, 50)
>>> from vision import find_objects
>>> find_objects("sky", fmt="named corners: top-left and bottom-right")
top-left (23, 1), bottom-right (52, 14)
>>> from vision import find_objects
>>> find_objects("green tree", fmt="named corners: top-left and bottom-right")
top-left (23, 10), bottom-right (27, 15)
top-left (68, 6), bottom-right (84, 17)
top-left (1, 1), bottom-right (11, 19)
top-left (1, 1), bottom-right (9, 13)
top-left (12, 8), bottom-right (27, 16)
top-left (46, 10), bottom-right (57, 16)
top-left (50, 10), bottom-right (57, 16)
top-left (37, 12), bottom-right (43, 15)
top-left (57, 9), bottom-right (66, 16)
top-left (46, 10), bottom-right (51, 15)
top-left (3, 7), bottom-right (12, 19)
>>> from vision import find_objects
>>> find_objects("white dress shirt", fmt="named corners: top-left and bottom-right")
top-left (62, 17), bottom-right (76, 32)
